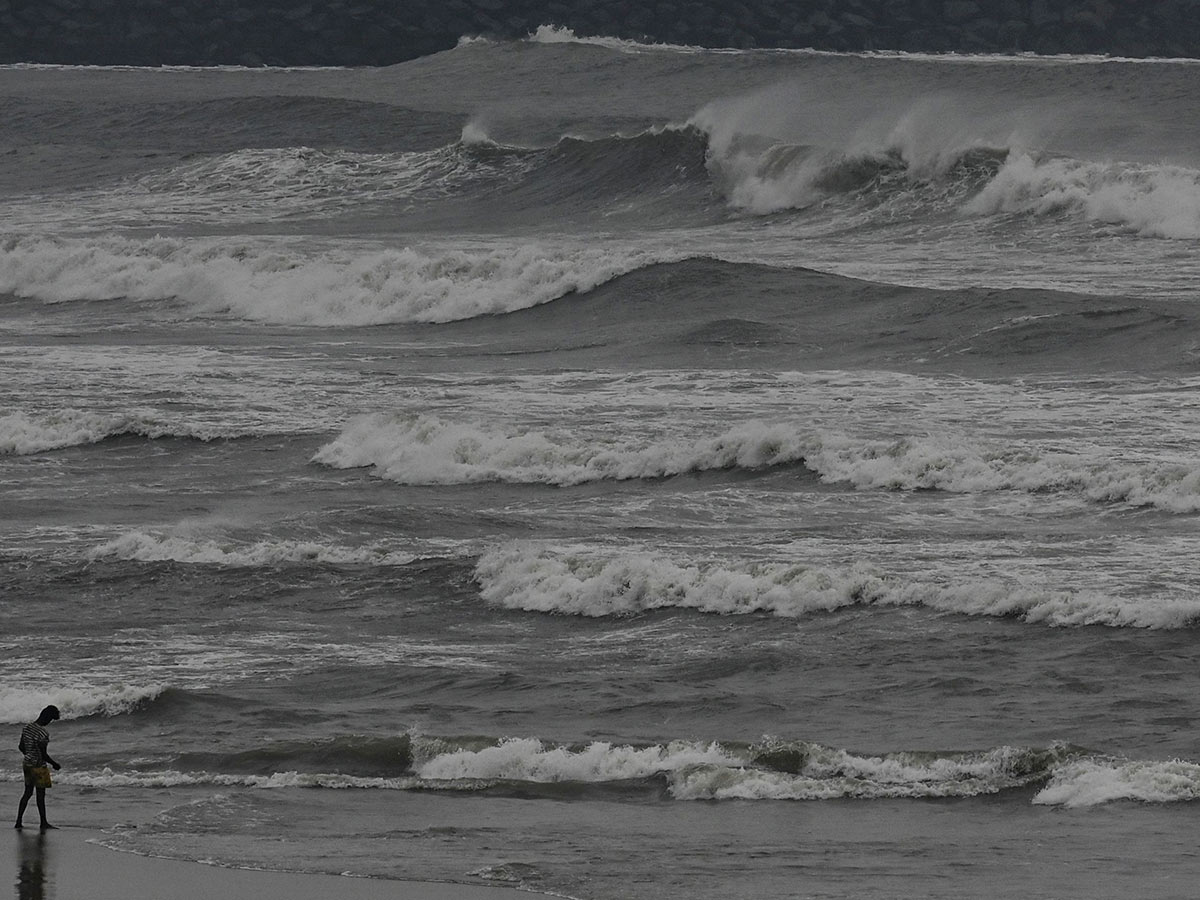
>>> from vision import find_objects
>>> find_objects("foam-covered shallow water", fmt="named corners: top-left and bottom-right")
top-left (3, 32), bottom-right (1200, 900)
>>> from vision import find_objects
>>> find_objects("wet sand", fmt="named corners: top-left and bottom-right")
top-left (9, 828), bottom-right (523, 900)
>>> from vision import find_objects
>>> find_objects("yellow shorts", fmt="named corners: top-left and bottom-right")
top-left (23, 765), bottom-right (51, 789)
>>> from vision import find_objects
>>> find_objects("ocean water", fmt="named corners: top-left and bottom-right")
top-left (4, 27), bottom-right (1200, 899)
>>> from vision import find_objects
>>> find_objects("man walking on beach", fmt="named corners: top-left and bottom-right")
top-left (14, 706), bottom-right (61, 831)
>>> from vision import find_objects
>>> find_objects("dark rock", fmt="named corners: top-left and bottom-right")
top-left (472, 13), bottom-right (504, 34)
top-left (1060, 27), bottom-right (1089, 52)
top-left (997, 18), bottom-right (1030, 46)
top-left (791, 18), bottom-right (815, 37)
top-left (809, 10), bottom-right (834, 29)
top-left (1033, 28), bottom-right (1065, 53)
top-left (753, 746), bottom-right (806, 774)
top-left (1029, 0), bottom-right (1061, 27)
top-left (944, 0), bottom-right (980, 22)
top-left (1064, 1), bottom-right (1112, 30)
top-left (283, 4), bottom-right (315, 21)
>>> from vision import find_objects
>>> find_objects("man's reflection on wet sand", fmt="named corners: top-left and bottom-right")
top-left (14, 832), bottom-right (47, 900)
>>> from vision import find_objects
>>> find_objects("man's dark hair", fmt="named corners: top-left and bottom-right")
top-left (38, 706), bottom-right (60, 723)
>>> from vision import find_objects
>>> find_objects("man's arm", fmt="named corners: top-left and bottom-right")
top-left (39, 741), bottom-right (59, 770)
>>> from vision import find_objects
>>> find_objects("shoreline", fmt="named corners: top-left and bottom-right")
top-left (9, 828), bottom-right (530, 900)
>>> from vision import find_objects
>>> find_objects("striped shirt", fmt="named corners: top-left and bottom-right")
top-left (18, 722), bottom-right (49, 768)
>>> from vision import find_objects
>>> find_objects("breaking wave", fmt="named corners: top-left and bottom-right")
top-left (521, 24), bottom-right (699, 54)
top-left (0, 234), bottom-right (665, 325)
top-left (673, 741), bottom-right (1075, 801)
top-left (416, 737), bottom-right (740, 783)
top-left (0, 683), bottom-right (166, 723)
top-left (707, 138), bottom-right (1008, 216)
top-left (967, 153), bottom-right (1200, 239)
top-left (413, 736), bottom-right (1066, 800)
top-left (88, 531), bottom-right (420, 567)
top-left (39, 732), bottom-right (1088, 803)
top-left (312, 414), bottom-right (807, 486)
top-left (1033, 757), bottom-right (1200, 808)
top-left (474, 542), bottom-right (1200, 629)
top-left (315, 415), bottom-right (1200, 513)
top-left (692, 83), bottom-right (1200, 238)
top-left (7, 714), bottom-right (1185, 806)
top-left (0, 409), bottom-right (248, 455)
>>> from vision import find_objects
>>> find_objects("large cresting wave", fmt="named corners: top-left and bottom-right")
top-left (0, 234), bottom-right (668, 324)
top-left (693, 83), bottom-right (1200, 239)
top-left (473, 542), bottom-right (1200, 629)
top-left (315, 414), bottom-right (1200, 513)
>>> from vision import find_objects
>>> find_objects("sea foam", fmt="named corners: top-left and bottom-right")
top-left (967, 153), bottom-right (1200, 239)
top-left (312, 414), bottom-right (806, 485)
top-left (315, 415), bottom-right (1200, 513)
top-left (673, 743), bottom-right (1064, 801)
top-left (415, 737), bottom-right (741, 783)
top-left (59, 736), bottom-right (1068, 802)
top-left (88, 531), bottom-right (419, 567)
top-left (1033, 757), bottom-right (1200, 807)
top-left (474, 542), bottom-right (1200, 628)
top-left (39, 732), bottom-right (1151, 805)
top-left (0, 234), bottom-right (659, 325)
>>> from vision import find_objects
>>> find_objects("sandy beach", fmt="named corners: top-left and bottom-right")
top-left (10, 828), bottom-right (522, 900)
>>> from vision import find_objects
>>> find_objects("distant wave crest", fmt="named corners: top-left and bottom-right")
top-left (0, 409), bottom-right (240, 455)
top-left (474, 542), bottom-right (1200, 629)
top-left (88, 530), bottom-right (420, 567)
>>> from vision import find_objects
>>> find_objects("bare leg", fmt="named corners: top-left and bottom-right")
top-left (35, 788), bottom-right (53, 829)
top-left (15, 782), bottom-right (33, 828)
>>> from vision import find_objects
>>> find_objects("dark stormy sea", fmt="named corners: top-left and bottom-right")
top-left (4, 26), bottom-right (1200, 900)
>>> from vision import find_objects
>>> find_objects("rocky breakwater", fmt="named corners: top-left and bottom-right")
top-left (0, 0), bottom-right (1198, 65)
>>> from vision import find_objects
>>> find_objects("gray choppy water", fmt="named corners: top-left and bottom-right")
top-left (4, 33), bottom-right (1200, 900)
